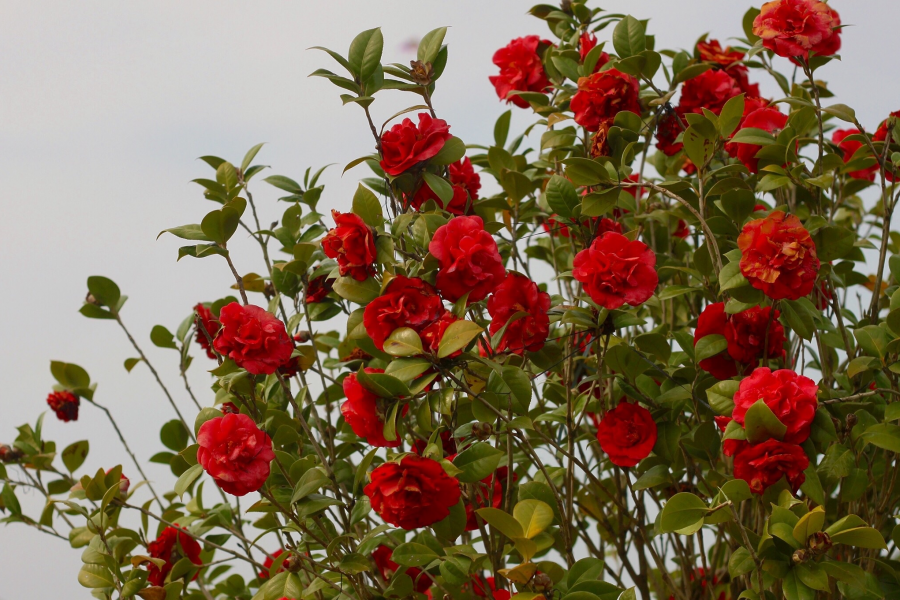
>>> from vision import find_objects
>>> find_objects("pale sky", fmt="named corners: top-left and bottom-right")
top-left (1, 1), bottom-right (896, 597)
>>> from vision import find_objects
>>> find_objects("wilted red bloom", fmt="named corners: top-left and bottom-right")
top-left (259, 549), bottom-right (284, 580)
top-left (753, 0), bottom-right (840, 59)
top-left (372, 545), bottom-right (432, 594)
top-left (213, 303), bottom-right (293, 375)
top-left (726, 107), bottom-right (788, 173)
top-left (420, 311), bottom-right (462, 357)
top-left (197, 413), bottom-right (275, 496)
top-left (146, 526), bottom-right (202, 586)
top-left (738, 211), bottom-right (820, 300)
top-left (194, 303), bottom-right (221, 360)
top-left (570, 68), bottom-right (641, 132)
top-left (732, 367), bottom-right (818, 444)
top-left (573, 232), bottom-right (658, 310)
top-left (678, 69), bottom-right (742, 116)
top-left (363, 276), bottom-right (445, 351)
top-left (697, 39), bottom-right (760, 96)
top-left (380, 113), bottom-right (451, 177)
top-left (46, 390), bottom-right (79, 422)
top-left (341, 368), bottom-right (407, 448)
top-left (322, 210), bottom-right (377, 282)
top-left (733, 439), bottom-right (809, 494)
top-left (832, 129), bottom-right (877, 181)
top-left (589, 120), bottom-right (612, 157)
top-left (487, 272), bottom-right (551, 355)
top-left (410, 157), bottom-right (481, 215)
top-left (594, 401), bottom-right (657, 468)
top-left (365, 455), bottom-right (462, 529)
top-left (694, 303), bottom-right (786, 380)
top-left (489, 36), bottom-right (552, 109)
top-left (578, 33), bottom-right (610, 72)
top-left (656, 110), bottom-right (684, 156)
top-left (542, 215), bottom-right (622, 239)
top-left (305, 275), bottom-right (333, 303)
top-left (430, 215), bottom-right (506, 303)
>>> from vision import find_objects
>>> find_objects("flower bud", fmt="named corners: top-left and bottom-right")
top-left (807, 531), bottom-right (832, 555)
top-left (0, 444), bottom-right (23, 463)
top-left (845, 413), bottom-right (858, 429)
top-left (472, 422), bottom-right (493, 440)
top-left (792, 549), bottom-right (808, 564)
top-left (532, 572), bottom-right (553, 593)
top-left (85, 292), bottom-right (102, 306)
top-left (283, 553), bottom-right (303, 573)
top-left (409, 60), bottom-right (434, 86)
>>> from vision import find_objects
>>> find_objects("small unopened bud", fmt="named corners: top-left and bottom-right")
top-left (85, 292), bottom-right (102, 306)
top-left (532, 572), bottom-right (553, 593)
top-left (409, 60), bottom-right (434, 86)
top-left (472, 422), bottom-right (493, 440)
top-left (845, 413), bottom-right (858, 429)
top-left (792, 549), bottom-right (808, 564)
top-left (808, 531), bottom-right (832, 555)
top-left (831, 417), bottom-right (842, 432)
top-left (0, 444), bottom-right (23, 463)
top-left (294, 331), bottom-right (311, 343)
top-left (283, 553), bottom-right (302, 573)
top-left (264, 281), bottom-right (276, 299)
top-left (560, 0), bottom-right (573, 13)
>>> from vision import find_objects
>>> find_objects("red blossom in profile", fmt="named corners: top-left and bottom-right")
top-left (364, 455), bottom-right (462, 529)
top-left (733, 439), bottom-right (809, 494)
top-left (194, 303), bottom-right (221, 360)
top-left (380, 113), bottom-right (451, 177)
top-left (146, 526), bottom-right (203, 586)
top-left (732, 367), bottom-right (818, 444)
top-left (753, 0), bottom-right (840, 59)
top-left (678, 69), bottom-right (742, 117)
top-left (696, 39), bottom-right (760, 96)
top-left (570, 68), bottom-right (641, 132)
top-left (487, 272), bottom-right (551, 354)
top-left (305, 274), bottom-right (334, 303)
top-left (673, 220), bottom-right (690, 239)
top-left (489, 36), bottom-right (552, 109)
top-left (213, 303), bottom-right (293, 375)
top-left (341, 368), bottom-right (407, 448)
top-left (578, 33), bottom-right (610, 72)
top-left (593, 401), bottom-right (657, 468)
top-left (258, 549), bottom-right (285, 580)
top-left (321, 210), bottom-right (378, 281)
top-left (833, 129), bottom-right (878, 181)
top-left (372, 545), bottom-right (432, 594)
top-left (363, 276), bottom-right (445, 351)
top-left (726, 107), bottom-right (788, 173)
top-left (573, 232), bottom-right (658, 310)
top-left (46, 390), bottom-right (79, 422)
top-left (429, 216), bottom-right (506, 303)
top-left (409, 157), bottom-right (481, 215)
top-left (738, 211), bottom-right (820, 300)
top-left (197, 413), bottom-right (275, 496)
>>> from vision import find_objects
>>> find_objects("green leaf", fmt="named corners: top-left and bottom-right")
top-left (744, 400), bottom-right (787, 444)
top-left (62, 440), bottom-right (89, 473)
top-left (332, 276), bottom-right (380, 304)
top-left (632, 465), bottom-right (672, 490)
top-left (453, 442), bottom-right (504, 483)
top-left (853, 325), bottom-right (891, 363)
top-left (77, 564), bottom-right (115, 589)
top-left (431, 499), bottom-right (467, 542)
top-left (431, 136), bottom-right (466, 166)
top-left (160, 419), bottom-right (190, 452)
top-left (291, 467), bottom-right (330, 502)
top-left (545, 174), bottom-right (579, 218)
top-left (829, 527), bottom-right (887, 549)
top-left (718, 260), bottom-right (747, 292)
top-left (150, 325), bottom-right (178, 350)
top-left (659, 492), bottom-right (709, 534)
top-left (50, 361), bottom-right (91, 390)
top-left (422, 172), bottom-right (454, 205)
top-left (612, 15), bottom-right (646, 58)
top-left (683, 116), bottom-right (718, 169)
top-left (694, 334), bottom-right (727, 363)
top-left (719, 94), bottom-right (746, 138)
top-left (707, 380), bottom-right (739, 416)
top-left (780, 299), bottom-right (815, 341)
top-left (417, 27), bottom-right (447, 65)
top-left (820, 560), bottom-right (866, 588)
top-left (437, 320), bottom-right (483, 358)
top-left (564, 158), bottom-right (611, 186)
top-left (859, 423), bottom-right (900, 452)
top-left (201, 203), bottom-right (242, 245)
top-left (729, 127), bottom-right (777, 146)
top-left (384, 358), bottom-right (431, 382)
top-left (356, 370), bottom-right (410, 398)
top-left (86, 276), bottom-right (121, 309)
top-left (174, 463), bottom-right (203, 499)
top-left (494, 111), bottom-right (512, 147)
top-left (351, 183), bottom-right (383, 227)
top-left (581, 189), bottom-right (619, 217)
top-left (241, 142), bottom-right (265, 172)
top-left (476, 507), bottom-right (525, 539)
top-left (795, 563), bottom-right (829, 592)
top-left (383, 328), bottom-right (424, 357)
top-left (349, 28), bottom-right (383, 81)
top-left (823, 104), bottom-right (856, 123)
top-left (158, 224), bottom-right (211, 242)
top-left (813, 225), bottom-right (854, 262)
top-left (264, 174), bottom-right (304, 194)
top-left (728, 547), bottom-right (755, 578)
top-left (391, 542), bottom-right (440, 567)
top-left (1, 483), bottom-right (21, 516)
top-left (792, 506), bottom-right (826, 543)
top-left (513, 500), bottom-right (554, 539)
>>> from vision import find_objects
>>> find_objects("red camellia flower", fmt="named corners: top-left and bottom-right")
top-left (752, 0), bottom-right (839, 59)
top-left (380, 113), bottom-right (451, 177)
top-left (738, 211), bottom-right (820, 300)
top-left (46, 390), bottom-right (79, 422)
top-left (258, 549), bottom-right (285, 580)
top-left (372, 545), bottom-right (432, 594)
top-left (321, 210), bottom-right (378, 281)
top-left (341, 368), bottom-right (407, 448)
top-left (673, 220), bottom-right (690, 239)
top-left (573, 232), bottom-right (658, 310)
top-left (197, 413), bottom-right (275, 496)
top-left (305, 274), bottom-right (334, 303)
top-left (364, 454), bottom-right (462, 529)
top-left (733, 439), bottom-right (809, 494)
top-left (726, 107), bottom-right (787, 173)
top-left (194, 303), bottom-right (221, 360)
top-left (471, 576), bottom-right (512, 600)
top-left (656, 110), bottom-right (685, 156)
top-left (487, 272), bottom-right (551, 354)
top-left (363, 276), bottom-right (445, 351)
top-left (594, 401), bottom-right (657, 468)
top-left (570, 68), bottom-right (641, 132)
top-left (410, 157), bottom-right (481, 215)
top-left (833, 129), bottom-right (878, 181)
top-left (420, 311), bottom-right (461, 357)
top-left (578, 33), bottom-right (610, 72)
top-left (489, 36), bottom-right (552, 109)
top-left (146, 526), bottom-right (203, 586)
top-left (429, 215), bottom-right (506, 303)
top-left (695, 303), bottom-right (787, 380)
top-left (678, 69), bottom-right (742, 117)
top-left (213, 303), bottom-right (293, 375)
top-left (732, 367), bottom-right (818, 444)
top-left (696, 39), bottom-right (759, 96)
top-left (874, 111), bottom-right (900, 182)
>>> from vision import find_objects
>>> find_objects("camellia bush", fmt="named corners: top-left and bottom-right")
top-left (5, 1), bottom-right (900, 599)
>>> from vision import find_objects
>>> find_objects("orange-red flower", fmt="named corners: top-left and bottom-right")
top-left (322, 210), bottom-right (378, 281)
top-left (570, 68), bottom-right (640, 132)
top-left (341, 368), bottom-right (407, 448)
top-left (752, 0), bottom-right (840, 59)
top-left (197, 413), bottom-right (275, 496)
top-left (737, 211), bottom-right (819, 300)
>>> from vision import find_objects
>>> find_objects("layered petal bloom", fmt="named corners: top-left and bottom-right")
top-left (732, 367), bottom-right (818, 444)
top-left (147, 526), bottom-right (203, 586)
top-left (573, 232), bottom-right (658, 310)
top-left (733, 439), bottom-right (809, 494)
top-left (213, 303), bottom-right (293, 375)
top-left (738, 211), bottom-right (820, 300)
top-left (429, 216), bottom-right (506, 303)
top-left (752, 0), bottom-right (840, 59)
top-left (593, 402), bottom-right (658, 468)
top-left (197, 413), bottom-right (275, 496)
top-left (321, 210), bottom-right (378, 281)
top-left (363, 276), bottom-right (445, 351)
top-left (380, 113), bottom-right (452, 177)
top-left (489, 36), bottom-right (552, 108)
top-left (409, 157), bottom-right (481, 215)
top-left (364, 455), bottom-right (462, 529)
top-left (487, 272), bottom-right (551, 354)
top-left (570, 68), bottom-right (641, 132)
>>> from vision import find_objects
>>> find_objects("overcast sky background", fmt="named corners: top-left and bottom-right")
top-left (1, 1), bottom-right (897, 597)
